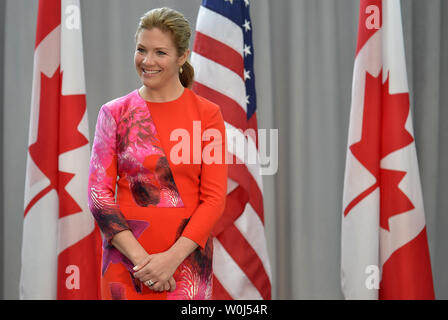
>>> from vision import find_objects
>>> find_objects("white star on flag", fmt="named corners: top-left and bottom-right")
top-left (243, 44), bottom-right (252, 57)
top-left (244, 69), bottom-right (251, 80)
top-left (242, 19), bottom-right (251, 32)
top-left (224, 0), bottom-right (234, 5)
top-left (191, 0), bottom-right (272, 300)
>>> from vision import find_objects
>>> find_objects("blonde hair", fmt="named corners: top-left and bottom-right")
top-left (135, 7), bottom-right (194, 88)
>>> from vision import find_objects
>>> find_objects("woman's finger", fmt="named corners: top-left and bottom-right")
top-left (168, 277), bottom-right (176, 292)
top-left (133, 255), bottom-right (152, 274)
top-left (144, 279), bottom-right (156, 289)
top-left (153, 282), bottom-right (164, 292)
top-left (139, 271), bottom-right (157, 283)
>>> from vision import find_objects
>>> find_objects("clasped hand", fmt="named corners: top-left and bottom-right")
top-left (132, 250), bottom-right (182, 293)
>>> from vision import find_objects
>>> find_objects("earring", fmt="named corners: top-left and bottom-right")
top-left (180, 66), bottom-right (183, 74)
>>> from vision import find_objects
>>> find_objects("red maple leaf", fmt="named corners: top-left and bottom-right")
top-left (349, 71), bottom-right (382, 178)
top-left (58, 73), bottom-right (89, 218)
top-left (26, 68), bottom-right (88, 219)
top-left (380, 76), bottom-right (414, 158)
top-left (346, 71), bottom-right (415, 230)
top-left (380, 169), bottom-right (414, 230)
top-left (27, 68), bottom-right (60, 216)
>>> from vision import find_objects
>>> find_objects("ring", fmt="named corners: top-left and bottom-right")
top-left (146, 280), bottom-right (155, 287)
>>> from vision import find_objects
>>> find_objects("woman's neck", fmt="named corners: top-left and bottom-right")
top-left (139, 82), bottom-right (185, 103)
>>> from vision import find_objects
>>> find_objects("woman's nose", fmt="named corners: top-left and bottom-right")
top-left (142, 53), bottom-right (154, 65)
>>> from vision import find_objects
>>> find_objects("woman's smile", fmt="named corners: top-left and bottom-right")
top-left (142, 68), bottom-right (162, 77)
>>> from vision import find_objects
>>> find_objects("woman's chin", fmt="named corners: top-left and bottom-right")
top-left (141, 78), bottom-right (161, 90)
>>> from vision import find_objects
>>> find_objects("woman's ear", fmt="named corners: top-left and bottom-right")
top-left (178, 49), bottom-right (190, 66)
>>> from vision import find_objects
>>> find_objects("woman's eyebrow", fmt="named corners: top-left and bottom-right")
top-left (136, 44), bottom-right (170, 51)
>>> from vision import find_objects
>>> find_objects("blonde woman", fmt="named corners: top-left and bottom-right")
top-left (88, 7), bottom-right (227, 300)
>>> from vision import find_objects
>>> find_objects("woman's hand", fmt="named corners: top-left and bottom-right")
top-left (133, 251), bottom-right (182, 292)
top-left (133, 236), bottom-right (198, 292)
top-left (107, 230), bottom-right (175, 291)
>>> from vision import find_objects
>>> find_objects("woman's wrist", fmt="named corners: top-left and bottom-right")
top-left (168, 236), bottom-right (199, 266)
top-left (110, 230), bottom-right (149, 266)
top-left (167, 246), bottom-right (188, 267)
top-left (132, 252), bottom-right (151, 267)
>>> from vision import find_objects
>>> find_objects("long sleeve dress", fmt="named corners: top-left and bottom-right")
top-left (87, 88), bottom-right (227, 300)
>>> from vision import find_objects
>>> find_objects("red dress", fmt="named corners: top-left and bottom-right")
top-left (87, 88), bottom-right (227, 300)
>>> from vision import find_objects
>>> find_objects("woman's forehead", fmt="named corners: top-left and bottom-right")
top-left (136, 28), bottom-right (175, 47)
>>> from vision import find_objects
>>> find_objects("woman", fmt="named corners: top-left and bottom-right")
top-left (88, 7), bottom-right (227, 300)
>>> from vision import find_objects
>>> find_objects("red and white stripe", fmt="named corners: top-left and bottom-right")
top-left (21, 0), bottom-right (100, 299)
top-left (192, 4), bottom-right (272, 300)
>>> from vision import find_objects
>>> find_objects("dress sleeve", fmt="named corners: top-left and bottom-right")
top-left (88, 105), bottom-right (130, 242)
top-left (181, 105), bottom-right (228, 249)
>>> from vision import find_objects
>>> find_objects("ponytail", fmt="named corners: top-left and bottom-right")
top-left (179, 60), bottom-right (194, 88)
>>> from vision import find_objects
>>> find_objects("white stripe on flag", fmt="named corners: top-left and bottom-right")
top-left (224, 121), bottom-right (263, 192)
top-left (341, 187), bottom-right (380, 300)
top-left (61, 0), bottom-right (86, 95)
top-left (227, 178), bottom-right (239, 194)
top-left (196, 6), bottom-right (244, 56)
top-left (234, 203), bottom-right (272, 282)
top-left (213, 238), bottom-right (263, 299)
top-left (381, 0), bottom-right (409, 93)
top-left (20, 191), bottom-right (59, 299)
top-left (191, 52), bottom-right (247, 113)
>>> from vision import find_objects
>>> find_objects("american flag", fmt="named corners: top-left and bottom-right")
top-left (191, 0), bottom-right (272, 299)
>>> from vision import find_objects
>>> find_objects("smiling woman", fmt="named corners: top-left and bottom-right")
top-left (87, 7), bottom-right (228, 300)
top-left (134, 28), bottom-right (188, 101)
top-left (135, 7), bottom-right (195, 99)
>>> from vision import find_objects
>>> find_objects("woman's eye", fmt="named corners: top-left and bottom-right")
top-left (137, 48), bottom-right (145, 53)
top-left (157, 51), bottom-right (166, 55)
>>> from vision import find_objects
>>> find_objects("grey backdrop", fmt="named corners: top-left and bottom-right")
top-left (1, 0), bottom-right (447, 299)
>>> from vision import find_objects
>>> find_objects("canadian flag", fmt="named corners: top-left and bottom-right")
top-left (341, 0), bottom-right (435, 299)
top-left (20, 0), bottom-right (101, 299)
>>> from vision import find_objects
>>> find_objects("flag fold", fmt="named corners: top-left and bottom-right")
top-left (341, 0), bottom-right (434, 300)
top-left (21, 0), bottom-right (101, 300)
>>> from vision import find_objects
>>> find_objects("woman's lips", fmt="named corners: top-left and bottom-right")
top-left (142, 68), bottom-right (161, 77)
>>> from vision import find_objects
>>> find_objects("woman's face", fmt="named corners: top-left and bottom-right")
top-left (134, 28), bottom-right (187, 92)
